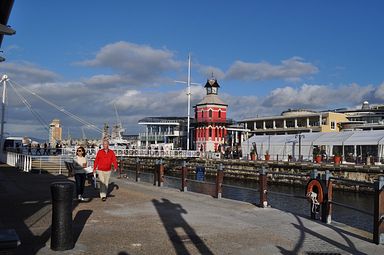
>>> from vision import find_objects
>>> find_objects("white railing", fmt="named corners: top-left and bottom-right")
top-left (3, 151), bottom-right (73, 174)
top-left (61, 147), bottom-right (201, 158)
top-left (110, 149), bottom-right (201, 158)
top-left (2, 148), bottom-right (201, 173)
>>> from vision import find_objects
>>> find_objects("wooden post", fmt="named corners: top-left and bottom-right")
top-left (158, 159), bottom-right (164, 187)
top-left (153, 159), bottom-right (158, 186)
top-left (373, 175), bottom-right (384, 244)
top-left (259, 166), bottom-right (268, 208)
top-left (321, 170), bottom-right (332, 224)
top-left (215, 163), bottom-right (224, 199)
top-left (117, 158), bottom-right (122, 178)
top-left (135, 157), bottom-right (140, 182)
top-left (181, 161), bottom-right (188, 192)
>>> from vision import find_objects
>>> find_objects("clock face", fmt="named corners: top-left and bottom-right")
top-left (207, 87), bottom-right (212, 94)
top-left (212, 87), bottom-right (217, 93)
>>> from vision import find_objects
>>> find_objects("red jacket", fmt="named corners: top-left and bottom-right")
top-left (93, 149), bottom-right (118, 171)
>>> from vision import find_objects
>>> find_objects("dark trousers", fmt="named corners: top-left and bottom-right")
top-left (74, 173), bottom-right (86, 196)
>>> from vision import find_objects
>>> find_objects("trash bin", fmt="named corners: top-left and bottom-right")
top-left (195, 166), bottom-right (205, 181)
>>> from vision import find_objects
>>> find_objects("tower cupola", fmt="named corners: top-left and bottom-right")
top-left (204, 78), bottom-right (220, 95)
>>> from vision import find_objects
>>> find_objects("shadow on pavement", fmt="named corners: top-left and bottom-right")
top-left (73, 209), bottom-right (93, 244)
top-left (152, 198), bottom-right (214, 255)
top-left (276, 213), bottom-right (369, 255)
top-left (0, 164), bottom-right (92, 254)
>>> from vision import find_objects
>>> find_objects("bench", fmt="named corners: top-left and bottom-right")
top-left (65, 161), bottom-right (99, 188)
top-left (0, 229), bottom-right (21, 250)
top-left (64, 161), bottom-right (75, 177)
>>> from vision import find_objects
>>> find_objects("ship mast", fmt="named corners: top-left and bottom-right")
top-left (0, 75), bottom-right (8, 144)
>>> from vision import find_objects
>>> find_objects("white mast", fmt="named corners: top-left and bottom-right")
top-left (0, 74), bottom-right (8, 143)
top-left (187, 53), bottom-right (191, 151)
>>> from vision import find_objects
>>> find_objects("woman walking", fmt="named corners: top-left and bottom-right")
top-left (74, 146), bottom-right (87, 201)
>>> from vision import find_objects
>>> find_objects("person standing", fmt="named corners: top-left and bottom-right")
top-left (74, 146), bottom-right (87, 201)
top-left (43, 142), bottom-right (47, 155)
top-left (36, 143), bottom-right (41, 155)
top-left (93, 140), bottom-right (118, 201)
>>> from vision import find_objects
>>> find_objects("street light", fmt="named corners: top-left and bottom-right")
top-left (295, 133), bottom-right (305, 161)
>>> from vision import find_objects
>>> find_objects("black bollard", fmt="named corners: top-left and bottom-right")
top-left (50, 182), bottom-right (74, 251)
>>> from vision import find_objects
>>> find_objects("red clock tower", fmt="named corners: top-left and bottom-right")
top-left (194, 78), bottom-right (228, 152)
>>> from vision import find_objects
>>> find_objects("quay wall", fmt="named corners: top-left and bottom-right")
top-left (119, 157), bottom-right (384, 192)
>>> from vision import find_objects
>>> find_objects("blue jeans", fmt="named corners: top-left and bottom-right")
top-left (74, 173), bottom-right (86, 196)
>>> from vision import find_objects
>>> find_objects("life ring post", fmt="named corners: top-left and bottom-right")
top-left (321, 170), bottom-right (333, 224)
top-left (306, 177), bottom-right (326, 220)
top-left (259, 165), bottom-right (268, 208)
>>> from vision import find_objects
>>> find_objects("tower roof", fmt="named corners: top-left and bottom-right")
top-left (204, 78), bottom-right (220, 88)
top-left (196, 94), bottom-right (227, 106)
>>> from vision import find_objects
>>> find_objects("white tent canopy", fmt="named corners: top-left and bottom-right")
top-left (342, 130), bottom-right (384, 145)
top-left (241, 130), bottom-right (384, 162)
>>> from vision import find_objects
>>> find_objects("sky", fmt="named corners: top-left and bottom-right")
top-left (1, 0), bottom-right (384, 140)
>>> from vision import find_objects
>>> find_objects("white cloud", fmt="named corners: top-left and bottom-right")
top-left (197, 65), bottom-right (225, 80)
top-left (373, 82), bottom-right (384, 100)
top-left (225, 57), bottom-right (318, 81)
top-left (78, 41), bottom-right (181, 85)
top-left (0, 61), bottom-right (58, 83)
top-left (262, 83), bottom-right (374, 109)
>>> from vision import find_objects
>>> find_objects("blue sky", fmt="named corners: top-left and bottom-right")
top-left (1, 0), bottom-right (384, 139)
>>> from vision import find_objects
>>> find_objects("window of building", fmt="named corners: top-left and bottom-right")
top-left (201, 110), bottom-right (204, 118)
top-left (331, 121), bottom-right (336, 130)
top-left (215, 128), bottom-right (218, 137)
top-left (218, 110), bottom-right (221, 118)
top-left (209, 127), bottom-right (212, 137)
top-left (209, 109), bottom-right (212, 118)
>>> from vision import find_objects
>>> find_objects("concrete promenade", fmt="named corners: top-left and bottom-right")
top-left (0, 164), bottom-right (382, 255)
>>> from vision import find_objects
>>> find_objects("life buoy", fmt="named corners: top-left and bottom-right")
top-left (305, 179), bottom-right (325, 204)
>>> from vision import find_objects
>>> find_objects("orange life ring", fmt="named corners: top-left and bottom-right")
top-left (305, 179), bottom-right (325, 204)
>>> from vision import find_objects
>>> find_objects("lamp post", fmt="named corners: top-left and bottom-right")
top-left (295, 133), bottom-right (305, 161)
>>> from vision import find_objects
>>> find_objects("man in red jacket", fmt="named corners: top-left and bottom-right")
top-left (93, 140), bottom-right (118, 201)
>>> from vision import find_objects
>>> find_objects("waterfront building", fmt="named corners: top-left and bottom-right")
top-left (336, 101), bottom-right (384, 131)
top-left (194, 78), bottom-right (228, 152)
top-left (49, 119), bottom-right (62, 145)
top-left (138, 117), bottom-right (190, 149)
top-left (239, 109), bottom-right (348, 136)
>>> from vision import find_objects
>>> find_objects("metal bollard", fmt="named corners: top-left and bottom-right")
top-left (50, 182), bottom-right (74, 251)
top-left (215, 163), bottom-right (224, 199)
top-left (181, 161), bottom-right (188, 192)
top-left (259, 166), bottom-right (268, 208)
top-left (321, 170), bottom-right (332, 224)
top-left (373, 175), bottom-right (384, 245)
top-left (135, 158), bottom-right (140, 182)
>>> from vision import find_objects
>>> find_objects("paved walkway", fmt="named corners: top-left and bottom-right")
top-left (0, 164), bottom-right (382, 255)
